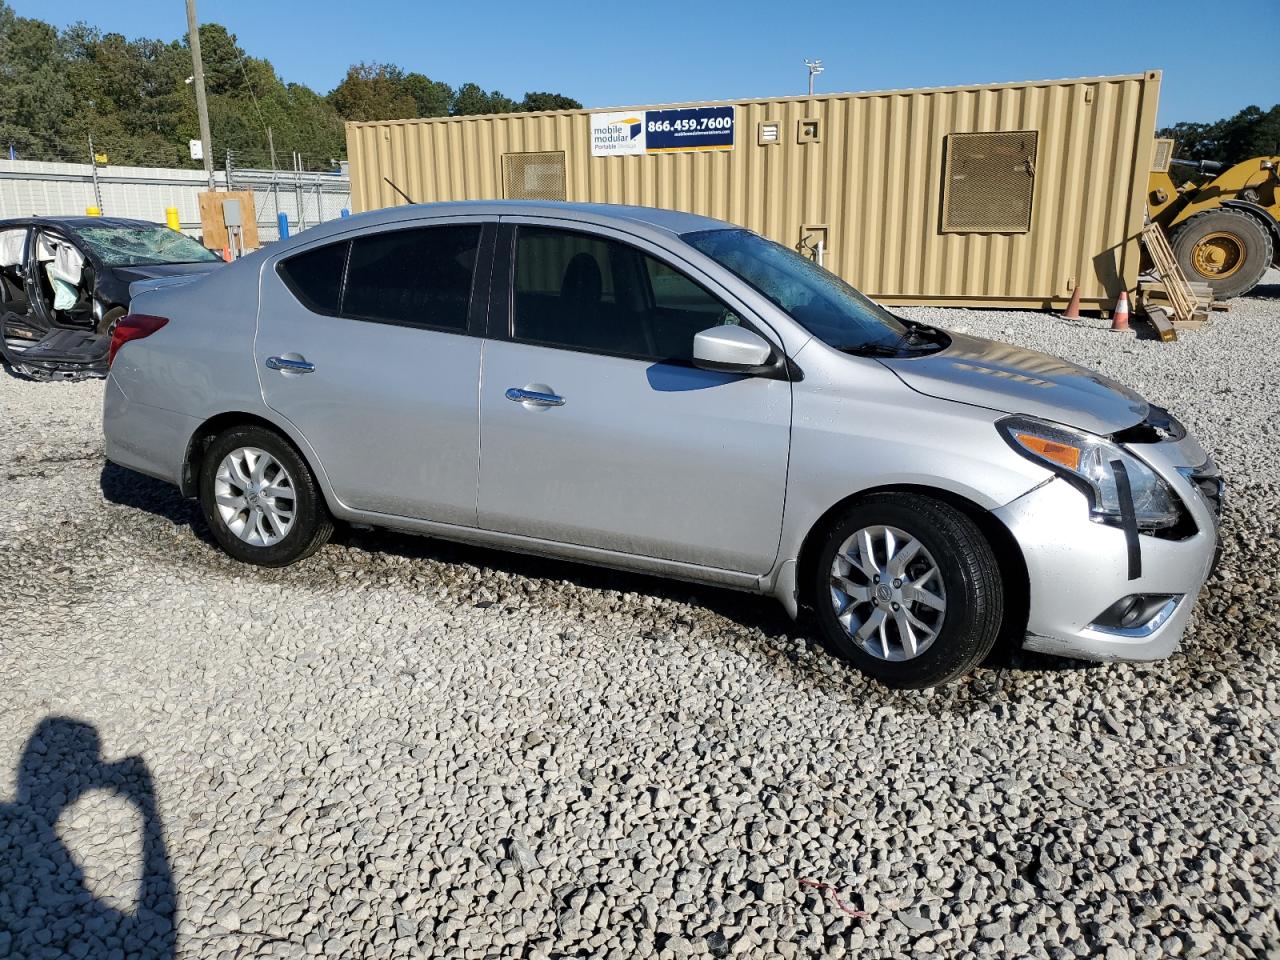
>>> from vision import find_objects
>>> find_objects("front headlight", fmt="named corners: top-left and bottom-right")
top-left (998, 415), bottom-right (1183, 531)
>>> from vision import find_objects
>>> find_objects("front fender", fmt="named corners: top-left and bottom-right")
top-left (769, 349), bottom-right (1049, 598)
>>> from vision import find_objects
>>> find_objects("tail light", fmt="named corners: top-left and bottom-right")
top-left (107, 314), bottom-right (169, 366)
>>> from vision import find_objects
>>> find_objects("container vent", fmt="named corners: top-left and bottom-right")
top-left (942, 131), bottom-right (1038, 233)
top-left (1151, 138), bottom-right (1174, 173)
top-left (502, 151), bottom-right (567, 201)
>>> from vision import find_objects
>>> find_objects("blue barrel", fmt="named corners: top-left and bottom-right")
top-left (277, 212), bottom-right (289, 239)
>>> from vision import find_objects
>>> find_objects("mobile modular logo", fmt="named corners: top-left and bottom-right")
top-left (591, 112), bottom-right (646, 156)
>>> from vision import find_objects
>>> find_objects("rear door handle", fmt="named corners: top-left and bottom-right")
top-left (505, 387), bottom-right (564, 407)
top-left (266, 356), bottom-right (315, 374)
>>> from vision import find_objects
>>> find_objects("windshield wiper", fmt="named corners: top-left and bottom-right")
top-left (899, 320), bottom-right (948, 346)
top-left (840, 322), bottom-right (949, 359)
top-left (839, 342), bottom-right (906, 357)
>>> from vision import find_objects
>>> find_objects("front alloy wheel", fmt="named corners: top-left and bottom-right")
top-left (811, 493), bottom-right (1003, 688)
top-left (830, 524), bottom-right (946, 661)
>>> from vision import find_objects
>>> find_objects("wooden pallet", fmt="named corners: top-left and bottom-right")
top-left (1139, 222), bottom-right (1204, 326)
top-left (1140, 279), bottom-right (1212, 329)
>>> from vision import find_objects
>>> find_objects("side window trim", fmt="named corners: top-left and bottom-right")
top-left (497, 218), bottom-right (784, 366)
top-left (335, 240), bottom-right (353, 316)
top-left (466, 221), bottom-right (497, 339)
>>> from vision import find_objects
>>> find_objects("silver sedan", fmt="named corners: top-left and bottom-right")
top-left (102, 202), bottom-right (1222, 687)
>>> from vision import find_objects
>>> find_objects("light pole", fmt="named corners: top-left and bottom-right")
top-left (186, 0), bottom-right (215, 190)
top-left (804, 59), bottom-right (824, 97)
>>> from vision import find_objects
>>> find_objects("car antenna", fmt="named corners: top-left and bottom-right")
top-left (382, 177), bottom-right (415, 205)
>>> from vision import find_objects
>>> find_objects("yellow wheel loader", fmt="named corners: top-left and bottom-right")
top-left (1148, 142), bottom-right (1280, 299)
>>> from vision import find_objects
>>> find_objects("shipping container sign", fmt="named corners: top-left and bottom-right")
top-left (591, 106), bottom-right (734, 157)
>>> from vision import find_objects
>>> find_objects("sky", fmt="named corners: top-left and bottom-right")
top-left (13, 0), bottom-right (1279, 127)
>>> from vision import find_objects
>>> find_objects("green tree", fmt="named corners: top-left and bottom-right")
top-left (450, 82), bottom-right (516, 116)
top-left (328, 62), bottom-right (417, 122)
top-left (1159, 104), bottom-right (1280, 166)
top-left (0, 4), bottom-right (580, 168)
top-left (0, 3), bottom-right (74, 159)
top-left (403, 72), bottom-right (453, 117)
top-left (519, 91), bottom-right (582, 113)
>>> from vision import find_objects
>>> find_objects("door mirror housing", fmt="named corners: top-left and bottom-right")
top-left (692, 325), bottom-right (776, 374)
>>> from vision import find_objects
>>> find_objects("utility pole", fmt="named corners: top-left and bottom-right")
top-left (267, 127), bottom-right (281, 228)
top-left (186, 0), bottom-right (215, 190)
top-left (804, 58), bottom-right (824, 97)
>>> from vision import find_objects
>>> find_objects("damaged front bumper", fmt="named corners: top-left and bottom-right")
top-left (994, 432), bottom-right (1222, 663)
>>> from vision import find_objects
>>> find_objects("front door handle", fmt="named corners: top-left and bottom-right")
top-left (505, 386), bottom-right (565, 407)
top-left (266, 355), bottom-right (315, 374)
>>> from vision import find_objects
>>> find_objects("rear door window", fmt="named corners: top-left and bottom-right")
top-left (343, 225), bottom-right (481, 331)
top-left (278, 241), bottom-right (348, 315)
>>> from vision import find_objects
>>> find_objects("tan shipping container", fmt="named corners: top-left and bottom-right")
top-left (346, 71), bottom-right (1161, 309)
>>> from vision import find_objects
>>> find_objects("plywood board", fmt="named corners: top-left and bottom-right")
top-left (198, 191), bottom-right (259, 251)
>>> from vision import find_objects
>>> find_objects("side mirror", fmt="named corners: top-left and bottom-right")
top-left (692, 325), bottom-right (775, 374)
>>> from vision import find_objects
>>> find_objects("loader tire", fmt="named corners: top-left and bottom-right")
top-left (1170, 208), bottom-right (1273, 300)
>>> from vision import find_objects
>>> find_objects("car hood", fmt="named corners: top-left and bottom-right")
top-left (877, 331), bottom-right (1148, 435)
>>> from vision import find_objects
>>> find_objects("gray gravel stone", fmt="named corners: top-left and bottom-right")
top-left (2, 278), bottom-right (1279, 958)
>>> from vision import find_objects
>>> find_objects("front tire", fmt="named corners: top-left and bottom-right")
top-left (809, 493), bottom-right (1003, 688)
top-left (1170, 208), bottom-right (1273, 300)
top-left (198, 425), bottom-right (333, 566)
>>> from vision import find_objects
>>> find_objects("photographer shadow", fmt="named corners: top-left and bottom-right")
top-left (0, 717), bottom-right (176, 959)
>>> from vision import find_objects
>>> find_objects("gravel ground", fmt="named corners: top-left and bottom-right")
top-left (1, 280), bottom-right (1278, 960)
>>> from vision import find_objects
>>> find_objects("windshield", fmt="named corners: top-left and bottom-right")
top-left (683, 228), bottom-right (911, 352)
top-left (75, 226), bottom-right (221, 268)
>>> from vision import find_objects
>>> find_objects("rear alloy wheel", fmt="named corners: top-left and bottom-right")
top-left (199, 425), bottom-right (332, 566)
top-left (1170, 208), bottom-right (1273, 300)
top-left (214, 447), bottom-right (297, 546)
top-left (810, 493), bottom-right (1003, 688)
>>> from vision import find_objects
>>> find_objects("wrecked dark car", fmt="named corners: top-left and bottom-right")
top-left (0, 217), bottom-right (222, 381)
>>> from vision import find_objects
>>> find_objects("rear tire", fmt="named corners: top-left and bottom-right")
top-left (198, 425), bottom-right (333, 566)
top-left (1170, 208), bottom-right (1273, 300)
top-left (809, 493), bottom-right (1003, 688)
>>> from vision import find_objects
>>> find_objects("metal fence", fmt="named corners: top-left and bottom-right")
top-left (0, 159), bottom-right (350, 244)
top-left (226, 167), bottom-right (351, 241)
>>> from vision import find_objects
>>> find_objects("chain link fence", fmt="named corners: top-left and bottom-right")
top-left (0, 159), bottom-right (351, 245)
top-left (226, 167), bottom-right (352, 242)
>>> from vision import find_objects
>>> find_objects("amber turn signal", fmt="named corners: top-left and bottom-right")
top-left (1014, 432), bottom-right (1081, 471)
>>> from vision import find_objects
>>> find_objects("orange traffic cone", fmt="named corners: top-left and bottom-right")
top-left (1062, 286), bottom-right (1083, 321)
top-left (222, 246), bottom-right (232, 262)
top-left (1109, 291), bottom-right (1131, 332)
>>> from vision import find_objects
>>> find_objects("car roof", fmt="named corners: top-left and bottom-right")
top-left (0, 215), bottom-right (164, 231)
top-left (273, 200), bottom-right (736, 252)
